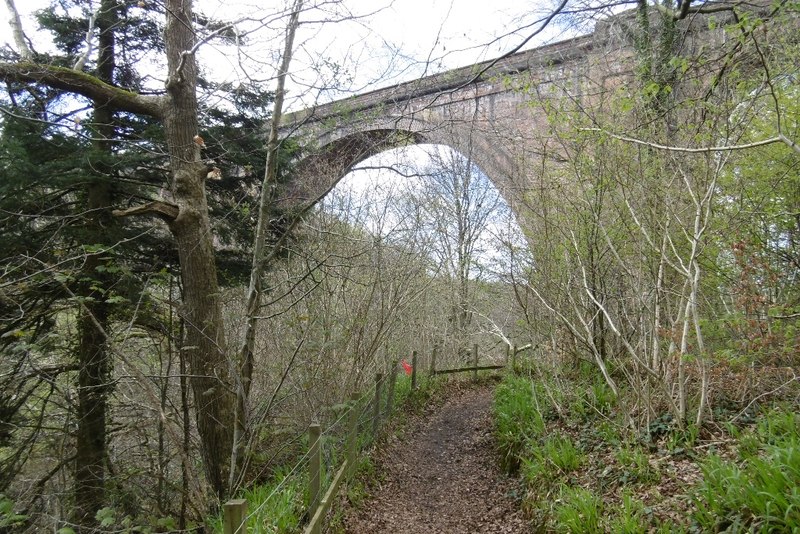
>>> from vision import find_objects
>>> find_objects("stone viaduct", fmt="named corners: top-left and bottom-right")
top-left (276, 3), bottom-right (761, 217)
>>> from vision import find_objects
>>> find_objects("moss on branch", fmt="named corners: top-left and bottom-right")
top-left (0, 61), bottom-right (164, 118)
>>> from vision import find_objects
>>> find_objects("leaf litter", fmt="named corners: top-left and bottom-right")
top-left (342, 383), bottom-right (527, 533)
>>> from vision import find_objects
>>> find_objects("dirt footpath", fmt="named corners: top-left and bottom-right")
top-left (343, 384), bottom-right (528, 533)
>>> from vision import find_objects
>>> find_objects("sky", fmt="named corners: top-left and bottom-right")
top-left (287, 0), bottom-right (575, 109)
top-left (189, 0), bottom-right (574, 110)
top-left (2, 0), bottom-right (578, 109)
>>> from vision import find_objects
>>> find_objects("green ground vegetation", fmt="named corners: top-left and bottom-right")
top-left (493, 365), bottom-right (800, 533)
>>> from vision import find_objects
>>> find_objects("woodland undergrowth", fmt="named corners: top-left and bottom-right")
top-left (494, 359), bottom-right (800, 533)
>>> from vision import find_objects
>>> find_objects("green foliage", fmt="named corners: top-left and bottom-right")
top-left (615, 446), bottom-right (660, 485)
top-left (208, 467), bottom-right (305, 534)
top-left (553, 486), bottom-right (603, 534)
top-left (569, 378), bottom-right (617, 421)
top-left (606, 491), bottom-right (647, 534)
top-left (96, 507), bottom-right (116, 528)
top-left (0, 494), bottom-right (27, 529)
top-left (667, 423), bottom-right (700, 453)
top-left (391, 374), bottom-right (417, 411)
top-left (590, 380), bottom-right (615, 414)
top-left (731, 409), bottom-right (799, 461)
top-left (756, 407), bottom-right (799, 444)
top-left (594, 420), bottom-right (621, 445)
top-left (245, 472), bottom-right (305, 534)
top-left (644, 413), bottom-right (674, 442)
top-left (70, 505), bottom-right (182, 534)
top-left (693, 408), bottom-right (800, 532)
top-left (522, 434), bottom-right (584, 486)
top-left (346, 455), bottom-right (375, 507)
top-left (737, 431), bottom-right (762, 461)
top-left (494, 374), bottom-right (545, 472)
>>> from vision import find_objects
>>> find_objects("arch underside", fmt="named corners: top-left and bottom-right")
top-left (277, 121), bottom-right (521, 214)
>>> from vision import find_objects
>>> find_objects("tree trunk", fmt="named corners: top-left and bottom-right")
top-left (163, 0), bottom-right (235, 499)
top-left (73, 299), bottom-right (110, 528)
top-left (72, 1), bottom-right (117, 525)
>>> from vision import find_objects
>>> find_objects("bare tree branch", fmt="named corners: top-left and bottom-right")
top-left (2, 0), bottom-right (33, 60)
top-left (73, 7), bottom-right (99, 71)
top-left (111, 200), bottom-right (179, 222)
top-left (579, 127), bottom-right (798, 154)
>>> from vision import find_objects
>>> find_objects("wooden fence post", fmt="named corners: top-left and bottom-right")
top-left (472, 344), bottom-right (478, 381)
top-left (430, 345), bottom-right (437, 376)
top-left (309, 423), bottom-right (321, 516)
top-left (411, 350), bottom-right (418, 390)
top-left (346, 392), bottom-right (359, 478)
top-left (223, 499), bottom-right (248, 534)
top-left (385, 361), bottom-right (399, 418)
top-left (372, 372), bottom-right (383, 439)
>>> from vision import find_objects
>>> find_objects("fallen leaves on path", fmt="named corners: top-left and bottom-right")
top-left (343, 384), bottom-right (528, 533)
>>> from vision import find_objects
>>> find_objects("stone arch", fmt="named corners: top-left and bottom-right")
top-left (277, 117), bottom-right (520, 214)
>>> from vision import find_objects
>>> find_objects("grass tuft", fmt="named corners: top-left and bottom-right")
top-left (494, 374), bottom-right (546, 473)
top-left (692, 407), bottom-right (800, 532)
top-left (554, 485), bottom-right (603, 533)
top-left (208, 467), bottom-right (305, 534)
